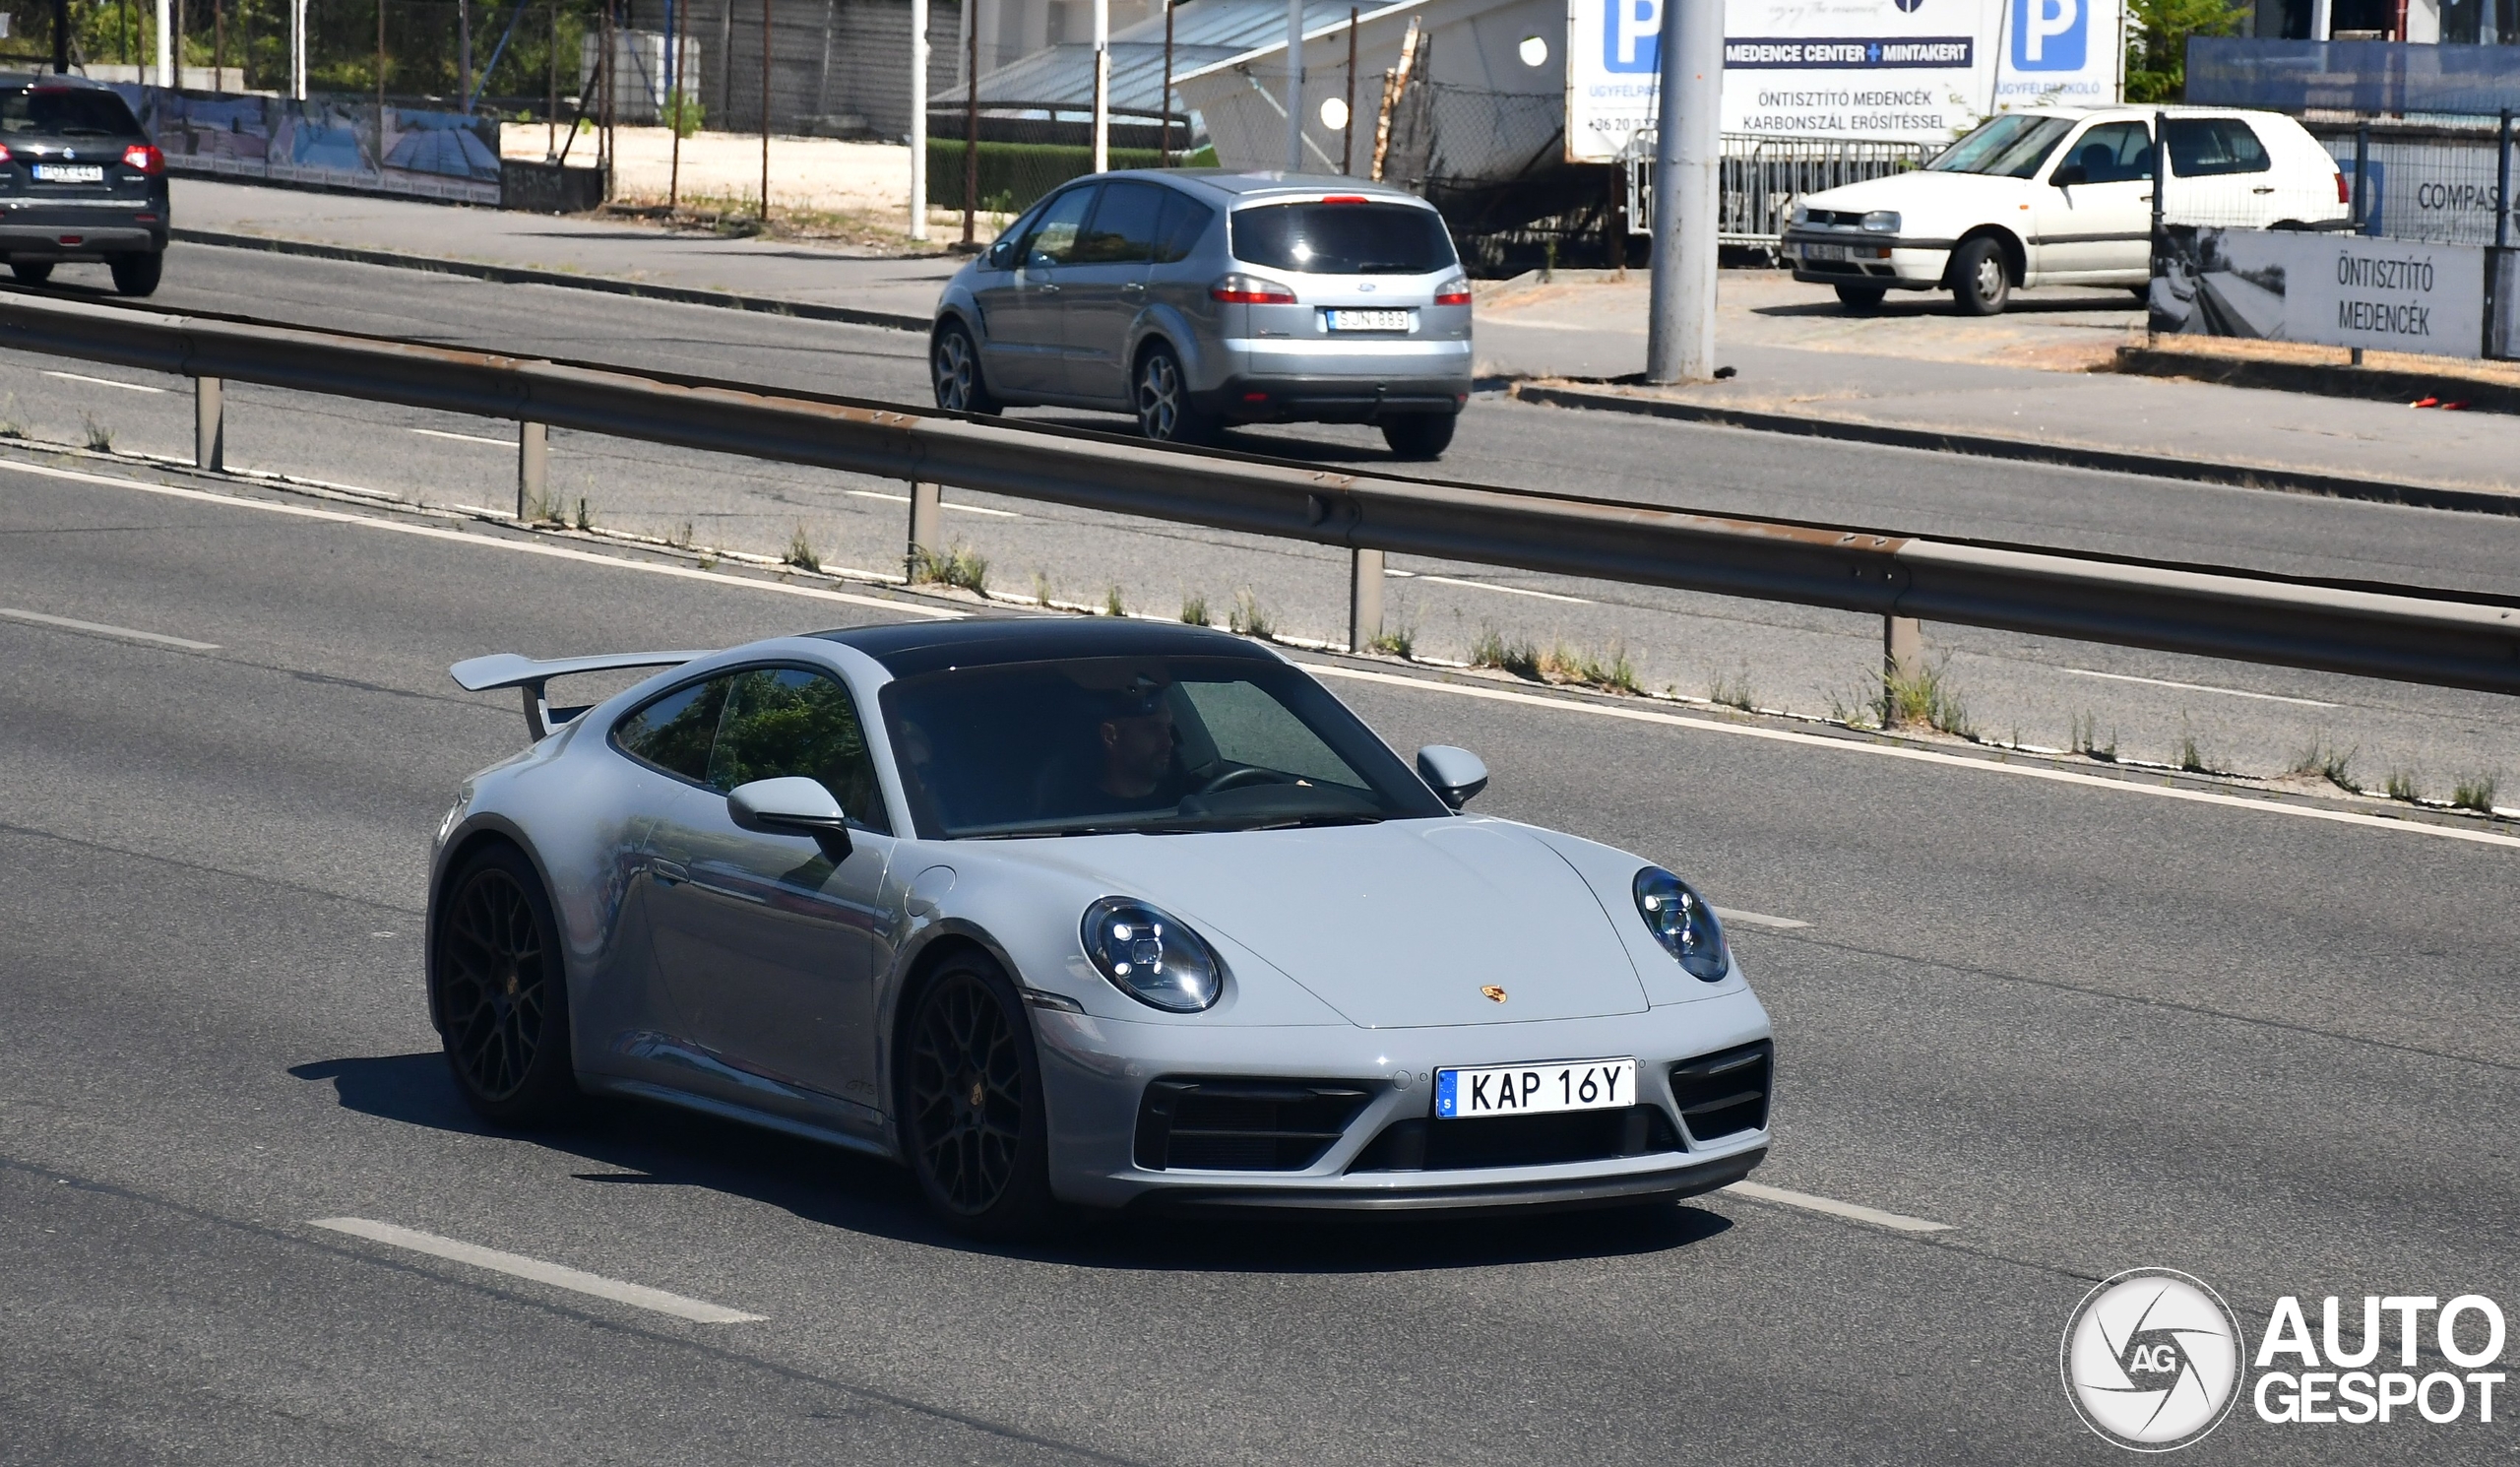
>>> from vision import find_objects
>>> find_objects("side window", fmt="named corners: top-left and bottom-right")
top-left (704, 668), bottom-right (891, 834)
top-left (2061, 122), bottom-right (2151, 184)
top-left (1021, 186), bottom-right (1098, 269)
top-left (613, 675), bottom-right (730, 784)
top-left (1152, 192), bottom-right (1216, 264)
top-left (985, 199), bottom-right (1048, 268)
top-left (2166, 118), bottom-right (2270, 177)
top-left (1072, 180), bottom-right (1166, 264)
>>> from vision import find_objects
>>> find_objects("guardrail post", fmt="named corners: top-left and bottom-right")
top-left (193, 375), bottom-right (223, 472)
top-left (907, 479), bottom-right (942, 580)
top-left (1885, 614), bottom-right (1922, 686)
top-left (1350, 547), bottom-right (1384, 652)
top-left (517, 421), bottom-right (547, 521)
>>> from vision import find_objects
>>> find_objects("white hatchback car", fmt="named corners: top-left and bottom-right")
top-left (1784, 106), bottom-right (2351, 314)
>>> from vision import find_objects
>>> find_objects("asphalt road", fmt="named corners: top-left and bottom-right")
top-left (5, 244), bottom-right (2519, 789)
top-left (3, 452), bottom-right (2514, 1464)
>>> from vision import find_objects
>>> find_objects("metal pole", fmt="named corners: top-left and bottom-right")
top-left (907, 479), bottom-right (941, 577)
top-left (517, 421), bottom-right (548, 520)
top-left (1645, 0), bottom-right (1719, 383)
top-left (669, 0), bottom-right (684, 207)
top-left (173, 0), bottom-right (185, 90)
top-left (962, 0), bottom-right (978, 243)
top-left (156, 0), bottom-right (172, 86)
top-left (2495, 109), bottom-right (2512, 359)
top-left (912, 0), bottom-right (930, 236)
top-left (1160, 0), bottom-right (1173, 164)
top-left (2352, 120), bottom-right (2368, 366)
top-left (460, 0), bottom-right (474, 108)
top-left (760, 0), bottom-right (772, 221)
top-left (290, 0), bottom-right (307, 98)
top-left (1341, 6), bottom-right (1356, 175)
top-left (2497, 109), bottom-right (2511, 252)
top-left (545, 0), bottom-right (556, 159)
top-left (1283, 0), bottom-right (1302, 170)
top-left (1091, 0), bottom-right (1107, 172)
top-left (194, 376), bottom-right (223, 472)
top-left (50, 0), bottom-right (68, 73)
top-left (1349, 546), bottom-right (1383, 652)
top-left (2310, 0), bottom-right (2332, 36)
top-left (377, 0), bottom-right (387, 112)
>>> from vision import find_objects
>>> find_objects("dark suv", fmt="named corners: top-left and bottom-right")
top-left (0, 75), bottom-right (167, 296)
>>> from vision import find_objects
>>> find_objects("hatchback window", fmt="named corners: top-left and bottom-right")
top-left (1926, 113), bottom-right (2071, 177)
top-left (704, 668), bottom-right (890, 832)
top-left (1072, 180), bottom-right (1166, 264)
top-left (0, 87), bottom-right (144, 138)
top-left (1153, 192), bottom-right (1214, 263)
top-left (1230, 202), bottom-right (1457, 275)
top-left (2165, 118), bottom-right (2270, 177)
top-left (2058, 121), bottom-right (2152, 184)
top-left (613, 675), bottom-right (729, 783)
top-left (1019, 185), bottom-right (1097, 268)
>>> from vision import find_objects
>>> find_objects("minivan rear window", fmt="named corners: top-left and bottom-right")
top-left (1229, 202), bottom-right (1457, 275)
top-left (0, 88), bottom-right (145, 139)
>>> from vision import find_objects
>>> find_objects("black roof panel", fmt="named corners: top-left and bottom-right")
top-left (814, 614), bottom-right (1275, 677)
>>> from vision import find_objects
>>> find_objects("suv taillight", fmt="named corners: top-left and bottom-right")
top-left (2334, 169), bottom-right (2350, 205)
top-left (123, 144), bottom-right (164, 175)
top-left (1433, 277), bottom-right (1472, 306)
top-left (1211, 273), bottom-right (1296, 304)
top-left (0, 144), bottom-right (12, 164)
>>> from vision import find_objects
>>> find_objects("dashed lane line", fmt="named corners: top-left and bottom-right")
top-left (847, 489), bottom-right (1022, 518)
top-left (409, 427), bottom-right (517, 448)
top-left (44, 370), bottom-right (167, 394)
top-left (1723, 1181), bottom-right (1953, 1234)
top-left (0, 606), bottom-right (220, 650)
top-left (2059, 666), bottom-right (2338, 708)
top-left (310, 1218), bottom-right (766, 1323)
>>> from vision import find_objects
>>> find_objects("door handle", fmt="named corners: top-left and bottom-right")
top-left (1120, 282), bottom-right (1147, 297)
top-left (1035, 283), bottom-right (1061, 294)
top-left (651, 859), bottom-right (689, 886)
top-left (2251, 186), bottom-right (2276, 194)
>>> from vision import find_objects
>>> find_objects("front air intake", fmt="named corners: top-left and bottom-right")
top-left (1669, 1041), bottom-right (1773, 1142)
top-left (1133, 1078), bottom-right (1373, 1172)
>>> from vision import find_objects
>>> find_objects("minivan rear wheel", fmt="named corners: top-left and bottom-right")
top-left (109, 251), bottom-right (162, 298)
top-left (1134, 343), bottom-right (1217, 446)
top-left (931, 321), bottom-right (1000, 415)
top-left (10, 260), bottom-right (53, 286)
top-left (1380, 414), bottom-right (1455, 461)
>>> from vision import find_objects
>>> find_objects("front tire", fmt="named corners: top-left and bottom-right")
top-left (109, 251), bottom-right (162, 297)
top-left (429, 843), bottom-right (580, 1126)
top-left (931, 321), bottom-right (1000, 415)
top-left (1380, 413), bottom-right (1456, 460)
top-left (901, 956), bottom-right (1056, 1239)
top-left (1947, 237), bottom-right (2010, 316)
top-left (11, 260), bottom-right (53, 285)
top-left (1833, 284), bottom-right (1886, 311)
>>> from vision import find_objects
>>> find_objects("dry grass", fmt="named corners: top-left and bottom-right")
top-left (910, 542), bottom-right (988, 594)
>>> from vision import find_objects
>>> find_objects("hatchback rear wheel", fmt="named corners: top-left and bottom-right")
top-left (931, 321), bottom-right (1000, 415)
top-left (1134, 342), bottom-right (1217, 446)
top-left (902, 957), bottom-right (1055, 1238)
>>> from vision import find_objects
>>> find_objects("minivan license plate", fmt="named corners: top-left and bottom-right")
top-left (1325, 308), bottom-right (1411, 332)
top-left (1436, 1058), bottom-right (1636, 1118)
top-left (33, 164), bottom-right (104, 183)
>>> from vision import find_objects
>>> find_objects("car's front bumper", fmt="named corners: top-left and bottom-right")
top-left (1032, 985), bottom-right (1773, 1212)
top-left (1781, 230), bottom-right (1953, 289)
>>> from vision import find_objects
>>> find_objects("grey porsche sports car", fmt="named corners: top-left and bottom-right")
top-left (428, 617), bottom-right (1773, 1236)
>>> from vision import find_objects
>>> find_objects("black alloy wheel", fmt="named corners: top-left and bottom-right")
top-left (1379, 413), bottom-right (1456, 461)
top-left (109, 251), bottom-right (162, 298)
top-left (1948, 236), bottom-right (2010, 316)
top-left (1833, 284), bottom-right (1886, 311)
top-left (902, 959), bottom-right (1054, 1237)
top-left (1134, 342), bottom-right (1217, 446)
top-left (430, 845), bottom-right (578, 1125)
top-left (931, 322), bottom-right (1000, 415)
top-left (10, 260), bottom-right (52, 285)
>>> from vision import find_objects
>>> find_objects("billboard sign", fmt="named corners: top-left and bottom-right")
top-left (2150, 225), bottom-right (2488, 359)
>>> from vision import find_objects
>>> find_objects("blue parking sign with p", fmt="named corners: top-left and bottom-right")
top-left (2011, 0), bottom-right (2086, 70)
top-left (1606, 0), bottom-right (1662, 72)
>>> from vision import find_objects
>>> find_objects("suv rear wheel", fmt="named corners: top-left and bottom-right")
top-left (1947, 237), bottom-right (2009, 316)
top-left (1380, 414), bottom-right (1456, 460)
top-left (1134, 343), bottom-right (1217, 446)
top-left (109, 251), bottom-right (162, 297)
top-left (10, 260), bottom-right (52, 285)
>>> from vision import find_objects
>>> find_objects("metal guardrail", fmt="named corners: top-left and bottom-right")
top-left (2, 289), bottom-right (2518, 698)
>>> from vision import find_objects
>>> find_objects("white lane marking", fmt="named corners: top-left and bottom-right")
top-left (1305, 663), bottom-right (2520, 851)
top-left (0, 458), bottom-right (964, 620)
top-left (1714, 907), bottom-right (1808, 930)
top-left (2060, 666), bottom-right (2338, 708)
top-left (1723, 1181), bottom-right (1953, 1234)
top-left (846, 488), bottom-right (1022, 518)
top-left (309, 1218), bottom-right (766, 1323)
top-left (44, 370), bottom-right (167, 395)
top-left (409, 427), bottom-right (516, 448)
top-left (0, 606), bottom-right (220, 649)
top-left (1413, 572), bottom-right (1592, 605)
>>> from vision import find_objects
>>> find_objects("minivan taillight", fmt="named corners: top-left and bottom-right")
top-left (2334, 169), bottom-right (2350, 205)
top-left (122, 144), bottom-right (164, 175)
top-left (1211, 273), bottom-right (1296, 303)
top-left (1433, 277), bottom-right (1472, 306)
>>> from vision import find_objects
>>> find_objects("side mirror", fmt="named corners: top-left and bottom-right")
top-left (2051, 162), bottom-right (2089, 187)
top-left (1416, 745), bottom-right (1489, 809)
top-left (728, 777), bottom-right (852, 861)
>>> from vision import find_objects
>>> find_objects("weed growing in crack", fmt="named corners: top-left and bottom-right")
top-left (1227, 589), bottom-right (1271, 638)
top-left (2070, 711), bottom-right (2118, 762)
top-left (2384, 767), bottom-right (2422, 802)
top-left (2288, 733), bottom-right (2359, 793)
top-left (2176, 721), bottom-right (2229, 776)
top-left (80, 412), bottom-right (111, 452)
top-left (1469, 626), bottom-right (1540, 679)
top-left (574, 498), bottom-right (593, 532)
top-left (1034, 571), bottom-right (1053, 607)
top-left (1180, 592), bottom-right (1210, 626)
top-left (2453, 774), bottom-right (2497, 812)
top-left (1366, 623), bottom-right (1416, 659)
top-left (912, 542), bottom-right (988, 594)
top-left (785, 526), bottom-right (821, 572)
top-left (1708, 664), bottom-right (1758, 712)
top-left (1540, 642), bottom-right (1639, 694)
top-left (1882, 658), bottom-right (1971, 736)
top-left (1104, 584), bottom-right (1128, 617)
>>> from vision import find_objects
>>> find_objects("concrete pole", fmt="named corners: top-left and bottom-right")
top-left (194, 377), bottom-right (223, 473)
top-left (907, 480), bottom-right (942, 578)
top-left (290, 0), bottom-right (307, 99)
top-left (1091, 0), bottom-right (1108, 172)
top-left (911, 0), bottom-right (931, 237)
top-left (1284, 0), bottom-right (1303, 170)
top-left (155, 0), bottom-right (172, 85)
top-left (1644, 0), bottom-right (1720, 384)
top-left (2310, 0), bottom-right (2333, 38)
top-left (1349, 547), bottom-right (1383, 652)
top-left (518, 421), bottom-right (548, 521)
top-left (1884, 614), bottom-right (1920, 687)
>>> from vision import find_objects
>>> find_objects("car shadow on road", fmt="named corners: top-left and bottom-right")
top-left (291, 1052), bottom-right (1734, 1272)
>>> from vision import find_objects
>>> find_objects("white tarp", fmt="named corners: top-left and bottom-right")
top-left (1565, 0), bottom-right (2121, 160)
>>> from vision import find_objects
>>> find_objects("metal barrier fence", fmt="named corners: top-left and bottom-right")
top-left (1623, 134), bottom-right (1933, 248)
top-left (4, 289), bottom-right (2520, 697)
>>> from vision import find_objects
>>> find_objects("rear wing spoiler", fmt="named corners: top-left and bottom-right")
top-left (450, 650), bottom-right (714, 740)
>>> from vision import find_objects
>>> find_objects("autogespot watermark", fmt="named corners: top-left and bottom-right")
top-left (2061, 1269), bottom-right (2510, 1451)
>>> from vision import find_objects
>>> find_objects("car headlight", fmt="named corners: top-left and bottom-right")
top-left (1632, 867), bottom-right (1729, 982)
top-left (1789, 202), bottom-right (1810, 227)
top-left (1860, 210), bottom-right (1901, 233)
top-left (1081, 898), bottom-right (1224, 1012)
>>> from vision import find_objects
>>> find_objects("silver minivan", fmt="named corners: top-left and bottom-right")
top-left (930, 170), bottom-right (1474, 460)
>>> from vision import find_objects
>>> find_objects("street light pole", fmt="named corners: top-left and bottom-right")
top-left (1284, 0), bottom-right (1303, 169)
top-left (1645, 0), bottom-right (1719, 383)
top-left (912, 0), bottom-right (930, 237)
top-left (1091, 0), bottom-right (1108, 172)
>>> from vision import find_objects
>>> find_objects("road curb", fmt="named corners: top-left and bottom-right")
top-left (1508, 380), bottom-right (2520, 518)
top-left (171, 227), bottom-right (933, 334)
top-left (2115, 344), bottom-right (2520, 416)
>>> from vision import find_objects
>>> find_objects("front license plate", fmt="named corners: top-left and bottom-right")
top-left (1325, 308), bottom-right (1412, 332)
top-left (33, 163), bottom-right (104, 183)
top-left (1436, 1058), bottom-right (1637, 1118)
top-left (1801, 242), bottom-right (1854, 262)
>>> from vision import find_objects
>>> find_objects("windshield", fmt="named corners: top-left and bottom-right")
top-left (1925, 114), bottom-right (2072, 178)
top-left (0, 88), bottom-right (145, 139)
top-left (880, 654), bottom-right (1451, 839)
top-left (1230, 202), bottom-right (1458, 275)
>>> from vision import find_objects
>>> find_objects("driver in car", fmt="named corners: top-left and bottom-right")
top-left (1083, 681), bottom-right (1187, 811)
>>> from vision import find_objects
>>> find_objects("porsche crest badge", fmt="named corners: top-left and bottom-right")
top-left (1480, 985), bottom-right (1507, 1003)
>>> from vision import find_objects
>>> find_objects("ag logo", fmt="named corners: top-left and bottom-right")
top-left (2061, 1269), bottom-right (2244, 1451)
